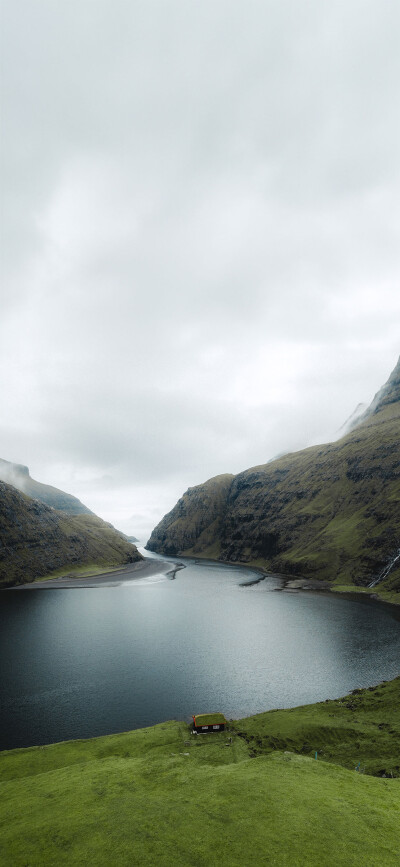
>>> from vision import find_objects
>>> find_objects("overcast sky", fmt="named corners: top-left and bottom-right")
top-left (1, 0), bottom-right (399, 540)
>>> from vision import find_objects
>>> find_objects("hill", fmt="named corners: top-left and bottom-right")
top-left (0, 480), bottom-right (142, 588)
top-left (147, 357), bottom-right (400, 596)
top-left (146, 473), bottom-right (234, 557)
top-left (0, 459), bottom-right (93, 515)
top-left (0, 678), bottom-right (399, 865)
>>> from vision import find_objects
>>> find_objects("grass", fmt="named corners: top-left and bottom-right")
top-left (193, 713), bottom-right (226, 726)
top-left (1, 680), bottom-right (400, 865)
top-left (33, 563), bottom-right (123, 583)
top-left (232, 677), bottom-right (400, 778)
top-left (331, 583), bottom-right (400, 606)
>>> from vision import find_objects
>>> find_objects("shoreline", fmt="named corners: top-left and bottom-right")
top-left (160, 550), bottom-right (400, 608)
top-left (11, 557), bottom-right (182, 589)
top-left (277, 574), bottom-right (400, 609)
top-left (9, 549), bottom-right (399, 608)
top-left (2, 672), bottom-right (399, 755)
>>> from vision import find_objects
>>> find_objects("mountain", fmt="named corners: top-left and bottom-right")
top-left (0, 459), bottom-right (93, 515)
top-left (337, 402), bottom-right (367, 435)
top-left (347, 357), bottom-right (400, 429)
top-left (147, 357), bottom-right (400, 595)
top-left (147, 474), bottom-right (234, 558)
top-left (0, 480), bottom-right (142, 589)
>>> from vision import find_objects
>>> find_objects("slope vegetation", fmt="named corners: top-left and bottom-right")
top-left (147, 358), bottom-right (400, 594)
top-left (0, 679), bottom-right (399, 866)
top-left (0, 481), bottom-right (141, 588)
top-left (148, 473), bottom-right (234, 557)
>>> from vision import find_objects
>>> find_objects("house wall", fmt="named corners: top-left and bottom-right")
top-left (193, 723), bottom-right (225, 733)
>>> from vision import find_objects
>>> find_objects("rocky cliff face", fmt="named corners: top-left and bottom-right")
top-left (0, 481), bottom-right (142, 588)
top-left (0, 459), bottom-right (93, 515)
top-left (147, 357), bottom-right (400, 592)
top-left (147, 474), bottom-right (234, 557)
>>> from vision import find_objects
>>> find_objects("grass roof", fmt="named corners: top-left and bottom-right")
top-left (194, 713), bottom-right (226, 726)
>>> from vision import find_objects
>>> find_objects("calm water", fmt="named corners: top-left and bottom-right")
top-left (1, 554), bottom-right (399, 751)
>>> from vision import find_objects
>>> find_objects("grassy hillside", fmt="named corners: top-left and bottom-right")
top-left (147, 359), bottom-right (400, 596)
top-left (0, 481), bottom-right (142, 588)
top-left (1, 678), bottom-right (399, 866)
top-left (219, 402), bottom-right (400, 590)
top-left (233, 676), bottom-right (400, 778)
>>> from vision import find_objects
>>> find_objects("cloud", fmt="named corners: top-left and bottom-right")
top-left (1, 1), bottom-right (399, 538)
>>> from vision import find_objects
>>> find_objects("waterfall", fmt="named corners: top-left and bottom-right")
top-left (368, 547), bottom-right (400, 588)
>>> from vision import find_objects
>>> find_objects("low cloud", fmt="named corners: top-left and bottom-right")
top-left (1, 1), bottom-right (399, 536)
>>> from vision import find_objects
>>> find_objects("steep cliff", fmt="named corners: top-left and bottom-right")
top-left (147, 474), bottom-right (234, 558)
top-left (147, 358), bottom-right (400, 592)
top-left (0, 481), bottom-right (142, 588)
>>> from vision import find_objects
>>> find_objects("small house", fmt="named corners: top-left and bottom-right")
top-left (192, 712), bottom-right (227, 733)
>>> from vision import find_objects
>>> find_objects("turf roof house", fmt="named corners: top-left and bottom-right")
top-left (192, 713), bottom-right (226, 733)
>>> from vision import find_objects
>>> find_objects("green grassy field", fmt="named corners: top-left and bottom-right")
top-left (232, 677), bottom-right (400, 778)
top-left (1, 679), bottom-right (399, 866)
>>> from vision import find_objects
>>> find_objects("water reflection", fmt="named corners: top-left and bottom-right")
top-left (0, 557), bottom-right (399, 750)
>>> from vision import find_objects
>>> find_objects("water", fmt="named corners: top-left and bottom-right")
top-left (1, 555), bottom-right (399, 751)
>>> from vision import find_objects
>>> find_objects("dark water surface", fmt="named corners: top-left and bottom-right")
top-left (1, 555), bottom-right (399, 750)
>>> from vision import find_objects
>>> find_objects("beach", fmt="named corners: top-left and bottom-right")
top-left (12, 557), bottom-right (182, 589)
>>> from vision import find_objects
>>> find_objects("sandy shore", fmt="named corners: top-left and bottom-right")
top-left (12, 557), bottom-right (183, 589)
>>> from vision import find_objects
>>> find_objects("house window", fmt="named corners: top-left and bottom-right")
top-left (213, 725), bottom-right (220, 730)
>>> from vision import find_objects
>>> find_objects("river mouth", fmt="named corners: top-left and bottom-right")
top-left (1, 553), bottom-right (400, 751)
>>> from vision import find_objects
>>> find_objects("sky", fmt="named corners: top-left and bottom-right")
top-left (1, 0), bottom-right (399, 541)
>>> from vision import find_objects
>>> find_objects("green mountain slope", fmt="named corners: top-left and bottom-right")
top-left (147, 473), bottom-right (234, 557)
top-left (0, 459), bottom-right (93, 515)
top-left (0, 481), bottom-right (142, 588)
top-left (1, 678), bottom-right (399, 866)
top-left (147, 357), bottom-right (400, 594)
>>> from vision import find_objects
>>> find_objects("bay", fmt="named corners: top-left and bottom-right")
top-left (1, 554), bottom-right (399, 751)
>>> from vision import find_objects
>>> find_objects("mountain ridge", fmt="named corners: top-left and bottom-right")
top-left (147, 357), bottom-right (400, 595)
top-left (0, 476), bottom-right (142, 589)
top-left (0, 459), bottom-right (93, 516)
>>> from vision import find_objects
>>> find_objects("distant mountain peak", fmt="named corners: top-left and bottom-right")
top-left (372, 355), bottom-right (400, 410)
top-left (338, 403), bottom-right (368, 435)
top-left (0, 459), bottom-right (29, 483)
top-left (0, 458), bottom-right (93, 516)
top-left (347, 355), bottom-right (400, 432)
